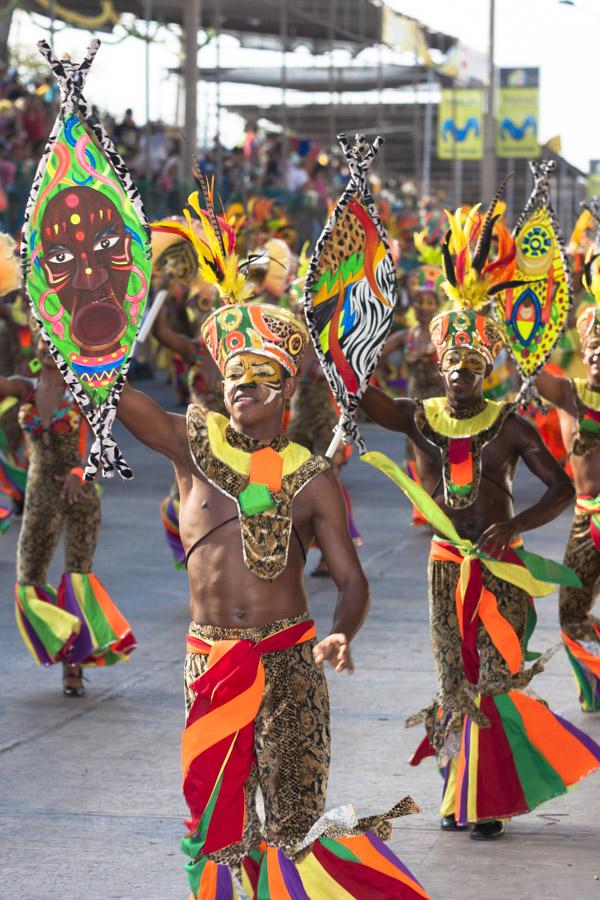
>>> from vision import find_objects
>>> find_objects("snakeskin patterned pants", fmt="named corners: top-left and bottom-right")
top-left (184, 613), bottom-right (330, 865)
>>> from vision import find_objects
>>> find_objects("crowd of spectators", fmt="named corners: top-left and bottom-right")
top-left (0, 59), bottom-right (422, 245)
top-left (0, 58), bottom-right (344, 238)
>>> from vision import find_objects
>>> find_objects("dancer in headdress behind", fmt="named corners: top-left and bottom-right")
top-left (537, 218), bottom-right (600, 711)
top-left (359, 188), bottom-right (600, 838)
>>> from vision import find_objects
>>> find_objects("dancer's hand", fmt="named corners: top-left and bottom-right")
top-left (313, 633), bottom-right (354, 673)
top-left (56, 473), bottom-right (85, 505)
top-left (476, 520), bottom-right (519, 559)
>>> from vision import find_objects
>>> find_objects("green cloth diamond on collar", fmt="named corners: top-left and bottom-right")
top-left (239, 483), bottom-right (276, 516)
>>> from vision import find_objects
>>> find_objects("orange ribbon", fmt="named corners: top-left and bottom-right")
top-left (430, 539), bottom-right (523, 678)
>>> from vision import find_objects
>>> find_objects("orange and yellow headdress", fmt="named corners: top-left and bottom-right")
top-left (161, 176), bottom-right (307, 376)
top-left (430, 184), bottom-right (517, 365)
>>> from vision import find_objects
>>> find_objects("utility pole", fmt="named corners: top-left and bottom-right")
top-left (480, 0), bottom-right (496, 201)
top-left (183, 0), bottom-right (200, 180)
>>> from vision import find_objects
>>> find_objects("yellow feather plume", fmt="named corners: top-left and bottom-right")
top-left (182, 191), bottom-right (251, 304)
top-left (413, 229), bottom-right (443, 266)
top-left (584, 245), bottom-right (600, 304)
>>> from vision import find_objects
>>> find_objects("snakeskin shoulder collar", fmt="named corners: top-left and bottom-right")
top-left (186, 405), bottom-right (329, 579)
top-left (415, 398), bottom-right (514, 509)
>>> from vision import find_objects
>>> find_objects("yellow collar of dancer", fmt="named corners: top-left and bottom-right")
top-left (206, 412), bottom-right (311, 476)
top-left (187, 405), bottom-right (328, 580)
top-left (422, 397), bottom-right (507, 438)
top-left (574, 378), bottom-right (600, 412)
top-left (361, 449), bottom-right (580, 599)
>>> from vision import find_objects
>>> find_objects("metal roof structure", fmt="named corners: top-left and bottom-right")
top-left (24, 0), bottom-right (453, 52)
top-left (184, 64), bottom-right (430, 92)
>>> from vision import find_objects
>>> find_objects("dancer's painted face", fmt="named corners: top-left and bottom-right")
top-left (440, 346), bottom-right (489, 400)
top-left (440, 347), bottom-right (487, 375)
top-left (40, 187), bottom-right (132, 354)
top-left (223, 351), bottom-right (290, 422)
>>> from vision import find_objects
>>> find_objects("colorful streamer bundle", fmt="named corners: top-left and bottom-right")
top-left (21, 40), bottom-right (151, 480)
top-left (563, 628), bottom-right (600, 712)
top-left (303, 134), bottom-right (397, 453)
top-left (159, 494), bottom-right (185, 569)
top-left (15, 574), bottom-right (135, 667)
top-left (187, 833), bottom-right (429, 900)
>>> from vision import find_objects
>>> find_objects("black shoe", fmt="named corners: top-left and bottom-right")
top-left (62, 663), bottom-right (85, 698)
top-left (440, 815), bottom-right (469, 832)
top-left (470, 820), bottom-right (505, 840)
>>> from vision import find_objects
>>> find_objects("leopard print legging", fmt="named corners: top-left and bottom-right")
top-left (429, 558), bottom-right (530, 706)
top-left (184, 614), bottom-right (330, 866)
top-left (16, 431), bottom-right (100, 584)
top-left (559, 510), bottom-right (600, 641)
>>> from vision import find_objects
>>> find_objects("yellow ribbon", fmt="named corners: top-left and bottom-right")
top-left (362, 450), bottom-right (554, 599)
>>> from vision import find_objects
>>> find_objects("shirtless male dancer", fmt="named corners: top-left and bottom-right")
top-left (358, 201), bottom-right (600, 840)
top-left (537, 291), bottom-right (600, 711)
top-left (117, 298), bottom-right (428, 898)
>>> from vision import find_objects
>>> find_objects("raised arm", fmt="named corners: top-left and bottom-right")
top-left (309, 469), bottom-right (369, 673)
top-left (477, 413), bottom-right (574, 556)
top-left (152, 305), bottom-right (197, 365)
top-left (117, 381), bottom-right (189, 463)
top-left (0, 375), bottom-right (30, 402)
top-left (536, 369), bottom-right (576, 415)
top-left (359, 384), bottom-right (415, 433)
top-left (380, 330), bottom-right (406, 358)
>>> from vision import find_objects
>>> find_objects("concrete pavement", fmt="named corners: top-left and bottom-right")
top-left (1, 379), bottom-right (599, 899)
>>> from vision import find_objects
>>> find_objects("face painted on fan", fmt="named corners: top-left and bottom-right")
top-left (39, 187), bottom-right (132, 354)
top-left (224, 352), bottom-right (284, 402)
top-left (440, 347), bottom-right (487, 375)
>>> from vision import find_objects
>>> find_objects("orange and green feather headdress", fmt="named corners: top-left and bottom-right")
top-left (431, 182), bottom-right (517, 365)
top-left (155, 174), bottom-right (308, 376)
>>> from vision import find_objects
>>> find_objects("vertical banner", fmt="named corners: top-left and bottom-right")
top-left (497, 68), bottom-right (540, 159)
top-left (437, 88), bottom-right (483, 161)
top-left (587, 160), bottom-right (600, 198)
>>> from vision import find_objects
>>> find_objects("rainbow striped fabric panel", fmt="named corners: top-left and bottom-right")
top-left (186, 833), bottom-right (429, 899)
top-left (15, 572), bottom-right (135, 666)
top-left (454, 690), bottom-right (600, 824)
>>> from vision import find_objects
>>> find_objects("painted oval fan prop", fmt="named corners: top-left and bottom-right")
top-left (303, 134), bottom-right (397, 455)
top-left (495, 160), bottom-right (572, 397)
top-left (21, 40), bottom-right (151, 479)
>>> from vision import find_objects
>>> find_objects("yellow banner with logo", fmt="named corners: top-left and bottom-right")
top-left (497, 87), bottom-right (540, 158)
top-left (437, 89), bottom-right (483, 161)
